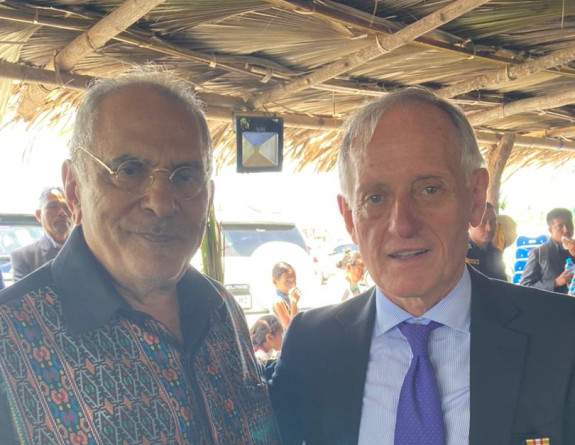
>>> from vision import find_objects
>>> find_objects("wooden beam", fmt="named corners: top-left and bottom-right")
top-left (0, 61), bottom-right (91, 90)
top-left (206, 106), bottom-right (343, 130)
top-left (438, 46), bottom-right (575, 99)
top-left (261, 0), bottom-right (575, 79)
top-left (18, 0), bottom-right (166, 119)
top-left (1, 61), bottom-right (573, 151)
top-left (486, 133), bottom-right (515, 208)
top-left (524, 125), bottom-right (575, 139)
top-left (475, 131), bottom-right (575, 152)
top-left (250, 0), bottom-right (492, 108)
top-left (0, 6), bottom-right (501, 107)
top-left (53, 0), bottom-right (167, 71)
top-left (468, 89), bottom-right (575, 125)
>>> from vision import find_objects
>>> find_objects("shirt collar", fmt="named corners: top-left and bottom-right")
top-left (52, 226), bottom-right (224, 335)
top-left (44, 232), bottom-right (63, 249)
top-left (374, 267), bottom-right (471, 337)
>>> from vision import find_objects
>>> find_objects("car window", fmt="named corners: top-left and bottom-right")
top-left (0, 216), bottom-right (44, 279)
top-left (223, 224), bottom-right (307, 257)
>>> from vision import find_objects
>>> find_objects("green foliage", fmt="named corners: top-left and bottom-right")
top-left (200, 204), bottom-right (224, 282)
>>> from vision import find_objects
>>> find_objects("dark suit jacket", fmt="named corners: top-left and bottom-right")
top-left (519, 239), bottom-right (572, 293)
top-left (9, 234), bottom-right (59, 282)
top-left (270, 267), bottom-right (575, 445)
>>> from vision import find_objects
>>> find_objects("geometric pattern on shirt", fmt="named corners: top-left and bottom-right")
top-left (0, 284), bottom-right (279, 445)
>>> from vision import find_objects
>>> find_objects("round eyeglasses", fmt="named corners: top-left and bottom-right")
top-left (75, 147), bottom-right (207, 200)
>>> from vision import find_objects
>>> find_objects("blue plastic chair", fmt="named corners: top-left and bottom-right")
top-left (515, 247), bottom-right (530, 259)
top-left (516, 235), bottom-right (547, 249)
top-left (513, 259), bottom-right (527, 272)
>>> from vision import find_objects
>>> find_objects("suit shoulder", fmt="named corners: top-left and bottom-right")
top-left (491, 278), bottom-right (575, 321)
top-left (9, 239), bottom-right (41, 257)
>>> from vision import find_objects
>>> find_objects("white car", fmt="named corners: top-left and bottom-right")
top-left (221, 221), bottom-right (319, 314)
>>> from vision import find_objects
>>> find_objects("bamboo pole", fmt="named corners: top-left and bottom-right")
top-left (0, 7), bottom-right (504, 107)
top-left (438, 46), bottom-right (575, 99)
top-left (261, 0), bottom-right (575, 79)
top-left (53, 0), bottom-right (167, 71)
top-left (18, 0), bottom-right (167, 119)
top-left (486, 133), bottom-right (515, 208)
top-left (1, 61), bottom-right (573, 152)
top-left (524, 125), bottom-right (575, 139)
top-left (250, 0), bottom-right (493, 108)
top-left (467, 89), bottom-right (575, 125)
top-left (0, 61), bottom-right (92, 90)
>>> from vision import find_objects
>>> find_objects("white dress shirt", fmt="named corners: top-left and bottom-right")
top-left (358, 269), bottom-right (471, 445)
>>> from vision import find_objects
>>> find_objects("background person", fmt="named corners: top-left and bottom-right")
top-left (250, 314), bottom-right (284, 363)
top-left (336, 250), bottom-right (367, 301)
top-left (272, 261), bottom-right (301, 329)
top-left (466, 202), bottom-right (507, 280)
top-left (9, 186), bottom-right (73, 281)
top-left (519, 207), bottom-right (575, 293)
top-left (0, 69), bottom-right (279, 444)
top-left (270, 88), bottom-right (575, 445)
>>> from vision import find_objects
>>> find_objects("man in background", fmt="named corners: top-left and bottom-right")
top-left (9, 186), bottom-right (73, 281)
top-left (466, 202), bottom-right (507, 280)
top-left (520, 207), bottom-right (575, 294)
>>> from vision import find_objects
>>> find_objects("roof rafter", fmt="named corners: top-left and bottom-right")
top-left (250, 0), bottom-right (493, 108)
top-left (0, 5), bottom-right (503, 109)
top-left (1, 60), bottom-right (572, 152)
top-left (261, 0), bottom-right (575, 79)
top-left (437, 45), bottom-right (575, 99)
top-left (468, 90), bottom-right (575, 126)
top-left (17, 0), bottom-right (167, 119)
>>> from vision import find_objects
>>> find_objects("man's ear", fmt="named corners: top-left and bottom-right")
top-left (35, 209), bottom-right (42, 223)
top-left (337, 194), bottom-right (358, 244)
top-left (468, 168), bottom-right (489, 227)
top-left (62, 160), bottom-right (82, 225)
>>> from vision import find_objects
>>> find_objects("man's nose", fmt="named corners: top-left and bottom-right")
top-left (140, 173), bottom-right (178, 217)
top-left (388, 196), bottom-right (420, 238)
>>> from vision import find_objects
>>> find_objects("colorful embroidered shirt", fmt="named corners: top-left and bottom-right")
top-left (0, 228), bottom-right (280, 444)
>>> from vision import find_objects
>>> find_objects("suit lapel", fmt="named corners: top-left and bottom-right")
top-left (39, 235), bottom-right (56, 264)
top-left (469, 270), bottom-right (528, 445)
top-left (329, 289), bottom-right (377, 442)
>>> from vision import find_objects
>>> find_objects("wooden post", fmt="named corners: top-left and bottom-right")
top-left (486, 133), bottom-right (515, 209)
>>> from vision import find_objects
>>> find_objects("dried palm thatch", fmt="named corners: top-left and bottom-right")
top-left (0, 0), bottom-right (573, 174)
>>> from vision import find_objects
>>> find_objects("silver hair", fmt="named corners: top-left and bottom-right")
top-left (337, 87), bottom-right (484, 203)
top-left (38, 186), bottom-right (65, 209)
top-left (70, 65), bottom-right (213, 178)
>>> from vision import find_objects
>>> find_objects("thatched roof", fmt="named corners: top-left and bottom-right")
top-left (0, 0), bottom-right (574, 172)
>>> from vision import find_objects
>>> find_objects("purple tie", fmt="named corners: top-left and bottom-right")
top-left (394, 321), bottom-right (445, 445)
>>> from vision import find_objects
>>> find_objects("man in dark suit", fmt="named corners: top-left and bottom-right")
top-left (519, 208), bottom-right (574, 294)
top-left (270, 88), bottom-right (575, 444)
top-left (9, 187), bottom-right (73, 281)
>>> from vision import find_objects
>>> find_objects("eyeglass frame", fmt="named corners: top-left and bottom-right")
top-left (73, 146), bottom-right (208, 200)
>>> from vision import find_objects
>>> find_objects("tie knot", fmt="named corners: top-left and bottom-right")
top-left (398, 321), bottom-right (442, 357)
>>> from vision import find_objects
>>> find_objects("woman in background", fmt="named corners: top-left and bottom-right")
top-left (271, 261), bottom-right (301, 329)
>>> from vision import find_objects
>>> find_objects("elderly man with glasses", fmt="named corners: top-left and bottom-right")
top-left (0, 69), bottom-right (280, 444)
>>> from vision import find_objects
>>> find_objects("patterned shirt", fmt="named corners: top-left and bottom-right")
top-left (0, 227), bottom-right (280, 444)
